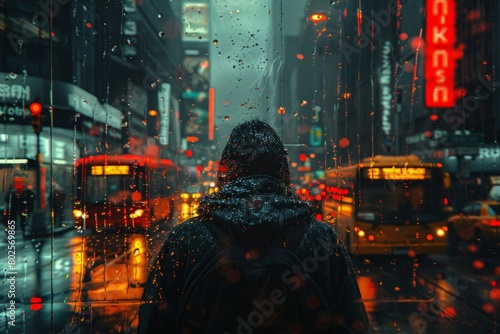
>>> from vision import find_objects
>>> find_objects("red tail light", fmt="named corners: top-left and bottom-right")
top-left (30, 296), bottom-right (43, 311)
top-left (488, 219), bottom-right (500, 227)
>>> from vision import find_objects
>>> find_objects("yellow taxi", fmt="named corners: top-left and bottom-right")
top-left (447, 200), bottom-right (500, 256)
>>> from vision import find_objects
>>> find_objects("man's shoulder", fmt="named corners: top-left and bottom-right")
top-left (306, 219), bottom-right (339, 236)
top-left (169, 218), bottom-right (211, 239)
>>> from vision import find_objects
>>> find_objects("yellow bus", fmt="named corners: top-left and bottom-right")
top-left (323, 155), bottom-right (451, 256)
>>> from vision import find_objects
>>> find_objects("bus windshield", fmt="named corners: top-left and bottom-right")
top-left (357, 169), bottom-right (446, 224)
top-left (85, 174), bottom-right (144, 204)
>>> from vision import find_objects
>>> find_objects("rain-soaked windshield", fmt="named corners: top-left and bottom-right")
top-left (0, 0), bottom-right (499, 333)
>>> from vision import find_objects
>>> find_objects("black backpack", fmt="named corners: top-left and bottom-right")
top-left (175, 221), bottom-right (337, 334)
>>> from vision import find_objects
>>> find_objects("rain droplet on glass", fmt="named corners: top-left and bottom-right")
top-left (159, 31), bottom-right (165, 37)
top-left (158, 12), bottom-right (162, 18)
top-left (213, 40), bottom-right (218, 45)
top-left (224, 116), bottom-right (229, 120)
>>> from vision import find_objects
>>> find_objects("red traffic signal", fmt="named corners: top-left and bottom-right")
top-left (299, 153), bottom-right (307, 162)
top-left (29, 102), bottom-right (42, 115)
top-left (29, 102), bottom-right (42, 134)
top-left (185, 149), bottom-right (193, 158)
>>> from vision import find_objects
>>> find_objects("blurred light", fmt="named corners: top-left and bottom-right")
top-left (299, 153), bottom-right (307, 162)
top-left (29, 102), bottom-right (42, 115)
top-left (443, 307), bottom-right (456, 318)
top-left (148, 109), bottom-right (158, 117)
top-left (488, 219), bottom-right (500, 227)
top-left (315, 213), bottom-right (322, 220)
top-left (86, 22), bottom-right (92, 28)
top-left (430, 114), bottom-right (439, 121)
top-left (426, 234), bottom-right (434, 241)
top-left (30, 297), bottom-right (43, 311)
top-left (185, 149), bottom-right (193, 158)
top-left (357, 230), bottom-right (365, 238)
top-left (338, 138), bottom-right (350, 148)
top-left (367, 235), bottom-right (375, 241)
top-left (277, 107), bottom-right (285, 115)
top-left (489, 289), bottom-right (500, 301)
top-left (73, 209), bottom-right (83, 218)
top-left (186, 136), bottom-right (199, 143)
top-left (472, 259), bottom-right (485, 270)
top-left (296, 53), bottom-right (304, 60)
top-left (310, 13), bottom-right (327, 22)
top-left (436, 229), bottom-right (445, 237)
top-left (309, 153), bottom-right (316, 159)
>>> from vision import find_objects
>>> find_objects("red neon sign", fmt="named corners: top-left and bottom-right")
top-left (424, 0), bottom-right (456, 108)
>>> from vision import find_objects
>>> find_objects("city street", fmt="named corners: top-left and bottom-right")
top-left (1, 216), bottom-right (498, 333)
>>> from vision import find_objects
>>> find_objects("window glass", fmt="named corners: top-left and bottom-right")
top-left (0, 1), bottom-right (499, 333)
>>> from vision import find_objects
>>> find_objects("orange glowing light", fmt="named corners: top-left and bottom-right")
top-left (338, 138), bottom-right (350, 148)
top-left (148, 109), bottom-right (158, 117)
top-left (310, 13), bottom-right (327, 23)
top-left (443, 307), bottom-right (456, 318)
top-left (296, 53), bottom-right (304, 60)
top-left (430, 114), bottom-right (439, 121)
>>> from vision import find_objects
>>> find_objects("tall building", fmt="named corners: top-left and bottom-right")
top-left (0, 0), bottom-right (184, 216)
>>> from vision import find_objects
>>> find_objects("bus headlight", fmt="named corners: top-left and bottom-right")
top-left (436, 228), bottom-right (446, 237)
top-left (130, 209), bottom-right (144, 219)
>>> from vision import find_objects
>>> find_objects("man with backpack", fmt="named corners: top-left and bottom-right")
top-left (138, 120), bottom-right (369, 333)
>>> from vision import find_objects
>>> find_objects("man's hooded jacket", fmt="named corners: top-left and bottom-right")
top-left (138, 120), bottom-right (369, 333)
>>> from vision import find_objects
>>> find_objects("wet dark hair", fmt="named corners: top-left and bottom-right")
top-left (217, 120), bottom-right (291, 186)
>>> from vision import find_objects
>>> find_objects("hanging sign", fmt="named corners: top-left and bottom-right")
top-left (424, 0), bottom-right (457, 108)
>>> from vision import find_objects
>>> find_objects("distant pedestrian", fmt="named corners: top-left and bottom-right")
top-left (4, 177), bottom-right (36, 237)
top-left (51, 182), bottom-right (66, 227)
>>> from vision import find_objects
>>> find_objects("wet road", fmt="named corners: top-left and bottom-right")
top-left (0, 219), bottom-right (498, 333)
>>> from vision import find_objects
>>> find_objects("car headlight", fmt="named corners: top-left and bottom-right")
top-left (130, 208), bottom-right (145, 219)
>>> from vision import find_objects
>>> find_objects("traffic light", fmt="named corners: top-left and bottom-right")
top-left (29, 102), bottom-right (42, 134)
